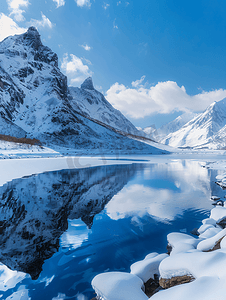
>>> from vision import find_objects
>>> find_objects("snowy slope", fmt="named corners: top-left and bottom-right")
top-left (161, 99), bottom-right (226, 149)
top-left (69, 78), bottom-right (141, 136)
top-left (0, 27), bottom-right (168, 154)
top-left (157, 112), bottom-right (198, 142)
top-left (136, 112), bottom-right (197, 142)
top-left (137, 125), bottom-right (159, 140)
top-left (0, 117), bottom-right (26, 138)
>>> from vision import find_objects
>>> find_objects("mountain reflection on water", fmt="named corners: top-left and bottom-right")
top-left (0, 160), bottom-right (224, 299)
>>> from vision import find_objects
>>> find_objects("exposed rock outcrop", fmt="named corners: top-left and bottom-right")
top-left (159, 274), bottom-right (195, 289)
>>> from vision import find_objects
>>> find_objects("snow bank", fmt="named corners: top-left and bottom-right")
top-left (167, 232), bottom-right (199, 255)
top-left (199, 227), bottom-right (221, 239)
top-left (210, 206), bottom-right (226, 222)
top-left (197, 228), bottom-right (226, 251)
top-left (159, 250), bottom-right (226, 279)
top-left (150, 275), bottom-right (226, 300)
top-left (91, 272), bottom-right (148, 300)
top-left (130, 253), bottom-right (168, 282)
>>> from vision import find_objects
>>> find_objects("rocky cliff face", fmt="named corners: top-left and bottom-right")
top-left (0, 27), bottom-right (67, 136)
top-left (0, 27), bottom-right (165, 154)
top-left (0, 163), bottom-right (142, 279)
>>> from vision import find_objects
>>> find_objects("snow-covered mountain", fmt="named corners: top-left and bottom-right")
top-left (162, 98), bottom-right (226, 149)
top-left (157, 112), bottom-right (198, 142)
top-left (136, 112), bottom-right (197, 142)
top-left (137, 125), bottom-right (158, 140)
top-left (0, 27), bottom-right (166, 154)
top-left (69, 78), bottom-right (140, 136)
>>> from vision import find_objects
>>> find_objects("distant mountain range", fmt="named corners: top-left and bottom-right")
top-left (160, 99), bottom-right (226, 149)
top-left (138, 99), bottom-right (226, 150)
top-left (138, 112), bottom-right (197, 143)
top-left (0, 27), bottom-right (166, 155)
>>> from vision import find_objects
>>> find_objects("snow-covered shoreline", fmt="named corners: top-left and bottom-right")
top-left (91, 161), bottom-right (226, 300)
top-left (1, 146), bottom-right (226, 187)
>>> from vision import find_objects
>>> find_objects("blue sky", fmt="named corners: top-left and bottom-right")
top-left (1, 0), bottom-right (226, 128)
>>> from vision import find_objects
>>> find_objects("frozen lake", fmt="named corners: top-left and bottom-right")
top-left (0, 157), bottom-right (225, 299)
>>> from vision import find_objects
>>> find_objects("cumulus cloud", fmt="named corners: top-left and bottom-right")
top-left (7, 0), bottom-right (30, 22)
top-left (74, 0), bottom-right (91, 8)
top-left (61, 53), bottom-right (93, 86)
top-left (80, 44), bottom-right (91, 51)
top-left (106, 78), bottom-right (226, 119)
top-left (28, 12), bottom-right (53, 29)
top-left (0, 13), bottom-right (26, 41)
top-left (53, 0), bottom-right (65, 8)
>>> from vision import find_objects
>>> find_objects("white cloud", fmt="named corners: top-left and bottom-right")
top-left (106, 79), bottom-right (226, 119)
top-left (28, 12), bottom-right (53, 29)
top-left (61, 53), bottom-right (93, 86)
top-left (7, 0), bottom-right (30, 22)
top-left (0, 13), bottom-right (26, 41)
top-left (80, 44), bottom-right (91, 51)
top-left (53, 0), bottom-right (65, 8)
top-left (117, 1), bottom-right (121, 5)
top-left (75, 0), bottom-right (91, 8)
top-left (132, 75), bottom-right (146, 88)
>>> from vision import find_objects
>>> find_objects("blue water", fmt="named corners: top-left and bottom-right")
top-left (0, 159), bottom-right (224, 299)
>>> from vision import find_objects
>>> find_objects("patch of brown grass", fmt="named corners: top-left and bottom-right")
top-left (0, 134), bottom-right (42, 146)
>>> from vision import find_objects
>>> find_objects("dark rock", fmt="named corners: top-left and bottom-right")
top-left (204, 236), bottom-right (225, 252)
top-left (20, 26), bottom-right (42, 50)
top-left (190, 228), bottom-right (200, 236)
top-left (211, 196), bottom-right (221, 201)
top-left (144, 274), bottom-right (161, 297)
top-left (217, 218), bottom-right (226, 229)
top-left (159, 274), bottom-right (195, 289)
top-left (212, 200), bottom-right (224, 206)
top-left (166, 243), bottom-right (172, 254)
top-left (81, 77), bottom-right (95, 90)
top-left (216, 182), bottom-right (226, 189)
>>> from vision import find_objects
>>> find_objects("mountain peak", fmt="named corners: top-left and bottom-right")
top-left (81, 77), bottom-right (95, 90)
top-left (21, 26), bottom-right (42, 50)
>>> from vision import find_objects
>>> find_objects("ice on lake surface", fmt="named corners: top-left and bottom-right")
top-left (0, 159), bottom-right (224, 299)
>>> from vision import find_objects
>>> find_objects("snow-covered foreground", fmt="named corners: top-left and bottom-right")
top-left (92, 161), bottom-right (226, 300)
